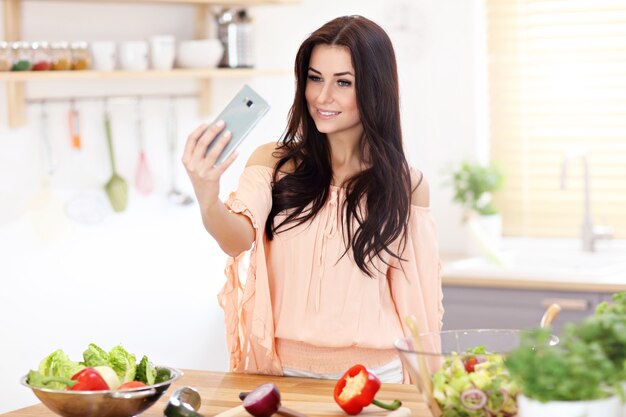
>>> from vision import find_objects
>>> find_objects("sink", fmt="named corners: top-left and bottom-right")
top-left (443, 238), bottom-right (626, 283)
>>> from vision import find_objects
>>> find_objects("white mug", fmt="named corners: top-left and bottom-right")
top-left (149, 35), bottom-right (176, 70)
top-left (119, 41), bottom-right (148, 71)
top-left (90, 41), bottom-right (116, 71)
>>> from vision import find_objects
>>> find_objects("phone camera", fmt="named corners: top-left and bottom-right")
top-left (244, 98), bottom-right (254, 108)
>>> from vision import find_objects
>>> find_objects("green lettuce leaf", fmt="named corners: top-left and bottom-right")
top-left (108, 345), bottom-right (137, 383)
top-left (82, 343), bottom-right (109, 367)
top-left (36, 349), bottom-right (84, 390)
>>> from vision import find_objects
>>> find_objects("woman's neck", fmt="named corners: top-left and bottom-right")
top-left (327, 131), bottom-right (365, 185)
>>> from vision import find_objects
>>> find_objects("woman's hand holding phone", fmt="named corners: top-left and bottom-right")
top-left (182, 120), bottom-right (238, 212)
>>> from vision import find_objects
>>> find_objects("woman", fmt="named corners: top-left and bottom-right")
top-left (183, 15), bottom-right (443, 383)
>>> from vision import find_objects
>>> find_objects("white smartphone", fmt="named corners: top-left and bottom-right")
top-left (204, 84), bottom-right (270, 164)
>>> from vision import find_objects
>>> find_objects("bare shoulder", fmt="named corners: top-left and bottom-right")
top-left (410, 167), bottom-right (430, 207)
top-left (245, 142), bottom-right (283, 168)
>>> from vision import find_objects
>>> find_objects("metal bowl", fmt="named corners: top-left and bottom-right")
top-left (21, 366), bottom-right (182, 417)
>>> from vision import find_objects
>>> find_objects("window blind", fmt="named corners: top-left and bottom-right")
top-left (486, 0), bottom-right (626, 238)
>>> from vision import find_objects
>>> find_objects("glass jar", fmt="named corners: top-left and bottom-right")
top-left (0, 41), bottom-right (12, 71)
top-left (31, 41), bottom-right (52, 71)
top-left (10, 41), bottom-right (32, 71)
top-left (70, 41), bottom-right (91, 70)
top-left (50, 41), bottom-right (71, 70)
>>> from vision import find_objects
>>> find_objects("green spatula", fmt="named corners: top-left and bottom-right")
top-left (104, 111), bottom-right (128, 212)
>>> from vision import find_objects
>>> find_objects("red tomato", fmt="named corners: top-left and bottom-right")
top-left (118, 381), bottom-right (147, 390)
top-left (464, 356), bottom-right (478, 373)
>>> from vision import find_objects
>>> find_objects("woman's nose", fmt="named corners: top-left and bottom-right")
top-left (317, 84), bottom-right (333, 104)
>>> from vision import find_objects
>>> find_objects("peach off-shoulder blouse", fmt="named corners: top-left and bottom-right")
top-left (217, 165), bottom-right (443, 382)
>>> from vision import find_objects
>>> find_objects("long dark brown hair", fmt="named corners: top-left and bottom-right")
top-left (265, 15), bottom-right (412, 277)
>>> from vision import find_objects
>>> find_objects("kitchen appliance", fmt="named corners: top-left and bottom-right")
top-left (216, 8), bottom-right (254, 68)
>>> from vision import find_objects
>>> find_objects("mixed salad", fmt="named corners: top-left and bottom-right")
top-left (26, 343), bottom-right (169, 391)
top-left (432, 346), bottom-right (519, 417)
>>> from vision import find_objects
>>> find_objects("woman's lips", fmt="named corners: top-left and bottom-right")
top-left (316, 109), bottom-right (341, 120)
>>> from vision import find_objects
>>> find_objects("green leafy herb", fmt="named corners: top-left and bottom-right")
top-left (505, 326), bottom-right (619, 402)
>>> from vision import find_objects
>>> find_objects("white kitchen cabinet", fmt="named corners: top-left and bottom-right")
top-left (1, 0), bottom-right (298, 127)
top-left (442, 285), bottom-right (611, 334)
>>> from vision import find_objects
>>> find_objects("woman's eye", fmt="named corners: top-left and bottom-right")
top-left (338, 79), bottom-right (352, 87)
top-left (307, 75), bottom-right (322, 82)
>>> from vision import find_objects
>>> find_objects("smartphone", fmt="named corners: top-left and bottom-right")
top-left (204, 84), bottom-right (270, 164)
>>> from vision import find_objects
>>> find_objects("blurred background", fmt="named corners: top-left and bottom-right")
top-left (1, 0), bottom-right (624, 412)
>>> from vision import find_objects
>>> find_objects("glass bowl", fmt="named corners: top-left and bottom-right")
top-left (20, 366), bottom-right (182, 417)
top-left (395, 329), bottom-right (558, 417)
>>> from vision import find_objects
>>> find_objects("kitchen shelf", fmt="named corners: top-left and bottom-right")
top-left (25, 0), bottom-right (298, 4)
top-left (0, 68), bottom-right (290, 81)
top-left (1, 0), bottom-right (297, 128)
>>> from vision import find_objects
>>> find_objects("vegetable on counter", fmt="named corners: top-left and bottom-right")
top-left (26, 343), bottom-right (158, 391)
top-left (243, 383), bottom-right (281, 417)
top-left (239, 384), bottom-right (307, 417)
top-left (333, 364), bottom-right (401, 415)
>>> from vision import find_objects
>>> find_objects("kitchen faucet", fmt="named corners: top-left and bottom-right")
top-left (560, 150), bottom-right (613, 252)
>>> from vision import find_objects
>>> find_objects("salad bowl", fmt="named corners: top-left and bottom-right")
top-left (394, 329), bottom-right (558, 417)
top-left (21, 366), bottom-right (182, 417)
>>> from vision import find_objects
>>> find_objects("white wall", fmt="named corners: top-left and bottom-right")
top-left (0, 0), bottom-right (484, 411)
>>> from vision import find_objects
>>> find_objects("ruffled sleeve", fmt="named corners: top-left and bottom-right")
top-left (217, 165), bottom-right (283, 376)
top-left (389, 206), bottom-right (444, 382)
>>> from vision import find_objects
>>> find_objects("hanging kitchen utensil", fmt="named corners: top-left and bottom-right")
top-left (134, 98), bottom-right (154, 195)
top-left (68, 99), bottom-right (81, 150)
top-left (166, 97), bottom-right (193, 205)
top-left (29, 101), bottom-right (70, 240)
top-left (103, 104), bottom-right (128, 212)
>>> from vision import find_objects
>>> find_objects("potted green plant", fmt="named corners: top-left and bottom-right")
top-left (575, 291), bottom-right (626, 416)
top-left (449, 161), bottom-right (504, 258)
top-left (505, 324), bottom-right (623, 417)
top-left (450, 161), bottom-right (504, 219)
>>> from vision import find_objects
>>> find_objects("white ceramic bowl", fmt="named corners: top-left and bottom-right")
top-left (176, 39), bottom-right (223, 69)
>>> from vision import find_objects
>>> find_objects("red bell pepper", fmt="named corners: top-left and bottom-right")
top-left (70, 367), bottom-right (109, 391)
top-left (333, 364), bottom-right (402, 415)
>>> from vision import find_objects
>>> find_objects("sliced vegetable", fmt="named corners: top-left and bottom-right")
top-left (239, 384), bottom-right (307, 417)
top-left (93, 365), bottom-right (121, 389)
top-left (135, 355), bottom-right (157, 385)
top-left (333, 364), bottom-right (401, 415)
top-left (70, 367), bottom-right (109, 391)
top-left (243, 383), bottom-right (281, 417)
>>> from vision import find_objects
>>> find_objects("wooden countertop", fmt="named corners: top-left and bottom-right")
top-left (3, 370), bottom-right (431, 417)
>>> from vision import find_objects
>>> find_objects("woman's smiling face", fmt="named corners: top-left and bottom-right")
top-left (305, 44), bottom-right (362, 140)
